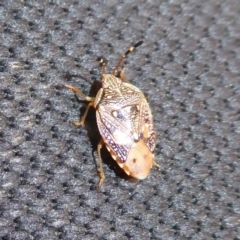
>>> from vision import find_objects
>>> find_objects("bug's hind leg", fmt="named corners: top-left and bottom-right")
top-left (153, 161), bottom-right (160, 169)
top-left (96, 138), bottom-right (105, 189)
top-left (64, 85), bottom-right (94, 126)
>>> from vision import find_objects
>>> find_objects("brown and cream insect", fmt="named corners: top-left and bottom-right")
top-left (65, 41), bottom-right (159, 187)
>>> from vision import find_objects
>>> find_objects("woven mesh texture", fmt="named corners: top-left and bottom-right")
top-left (0, 1), bottom-right (240, 239)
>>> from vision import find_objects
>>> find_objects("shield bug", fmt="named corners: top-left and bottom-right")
top-left (65, 41), bottom-right (159, 188)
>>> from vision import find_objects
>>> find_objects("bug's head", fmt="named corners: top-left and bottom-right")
top-left (101, 74), bottom-right (121, 89)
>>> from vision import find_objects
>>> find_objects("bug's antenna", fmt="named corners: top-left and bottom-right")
top-left (97, 57), bottom-right (107, 75)
top-left (113, 40), bottom-right (144, 76)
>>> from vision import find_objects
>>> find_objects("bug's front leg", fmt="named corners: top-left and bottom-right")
top-left (64, 85), bottom-right (94, 102)
top-left (64, 85), bottom-right (95, 126)
top-left (96, 138), bottom-right (105, 189)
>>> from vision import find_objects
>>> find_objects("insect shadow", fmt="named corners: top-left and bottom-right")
top-left (70, 76), bottom-right (134, 184)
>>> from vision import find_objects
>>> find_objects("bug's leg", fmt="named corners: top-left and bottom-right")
top-left (113, 40), bottom-right (143, 76)
top-left (71, 101), bottom-right (94, 126)
top-left (65, 85), bottom-right (94, 126)
top-left (96, 138), bottom-right (105, 188)
top-left (153, 161), bottom-right (160, 169)
top-left (64, 85), bottom-right (93, 102)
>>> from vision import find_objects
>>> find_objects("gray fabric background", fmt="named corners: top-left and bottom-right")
top-left (0, 1), bottom-right (239, 239)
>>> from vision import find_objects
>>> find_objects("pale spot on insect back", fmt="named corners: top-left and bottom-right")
top-left (112, 129), bottom-right (132, 145)
top-left (112, 111), bottom-right (118, 118)
top-left (120, 139), bottom-right (153, 179)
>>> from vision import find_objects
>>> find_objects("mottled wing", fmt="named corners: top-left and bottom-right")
top-left (96, 98), bottom-right (155, 162)
top-left (96, 110), bottom-right (132, 162)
